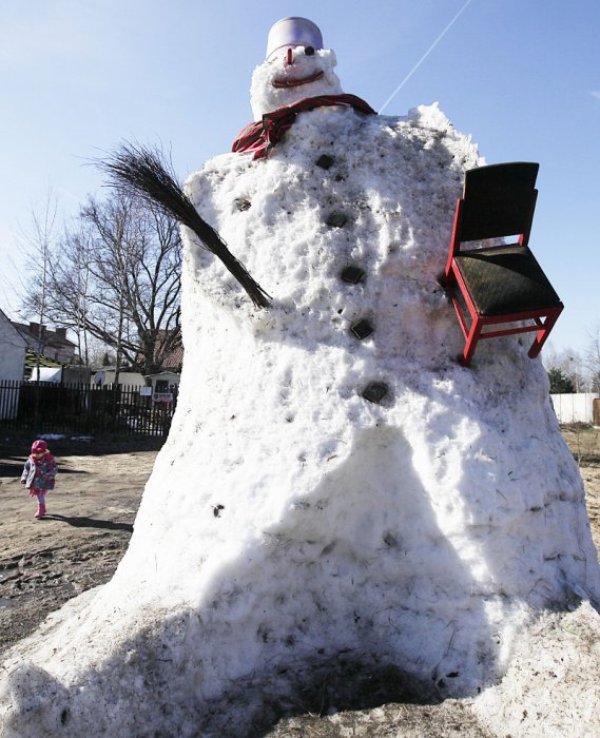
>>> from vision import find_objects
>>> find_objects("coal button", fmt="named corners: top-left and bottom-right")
top-left (340, 266), bottom-right (366, 284)
top-left (361, 382), bottom-right (389, 404)
top-left (326, 211), bottom-right (348, 228)
top-left (316, 154), bottom-right (334, 170)
top-left (351, 319), bottom-right (374, 340)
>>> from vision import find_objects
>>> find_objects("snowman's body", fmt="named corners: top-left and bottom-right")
top-left (169, 93), bottom-right (598, 689)
top-left (1, 30), bottom-right (599, 738)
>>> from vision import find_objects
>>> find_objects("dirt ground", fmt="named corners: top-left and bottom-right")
top-left (562, 425), bottom-right (600, 551)
top-left (1, 426), bottom-right (599, 736)
top-left (0, 435), bottom-right (162, 651)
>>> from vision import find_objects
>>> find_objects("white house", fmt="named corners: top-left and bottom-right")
top-left (12, 321), bottom-right (77, 364)
top-left (0, 308), bottom-right (26, 380)
top-left (145, 371), bottom-right (181, 392)
top-left (93, 369), bottom-right (146, 387)
top-left (0, 308), bottom-right (27, 419)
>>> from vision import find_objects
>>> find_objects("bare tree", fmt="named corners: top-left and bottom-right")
top-left (584, 324), bottom-right (600, 392)
top-left (26, 191), bottom-right (182, 375)
top-left (18, 195), bottom-right (59, 428)
top-left (19, 195), bottom-right (61, 360)
top-left (68, 227), bottom-right (92, 365)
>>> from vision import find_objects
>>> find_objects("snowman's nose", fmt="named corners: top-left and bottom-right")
top-left (285, 47), bottom-right (294, 65)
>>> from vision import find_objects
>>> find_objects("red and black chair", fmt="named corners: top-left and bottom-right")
top-left (442, 162), bottom-right (563, 367)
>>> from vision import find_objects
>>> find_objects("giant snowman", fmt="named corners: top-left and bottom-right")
top-left (2, 17), bottom-right (600, 738)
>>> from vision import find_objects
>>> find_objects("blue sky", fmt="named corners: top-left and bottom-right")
top-left (1, 0), bottom-right (598, 359)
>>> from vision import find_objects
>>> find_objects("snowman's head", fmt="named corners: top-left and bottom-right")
top-left (250, 17), bottom-right (343, 120)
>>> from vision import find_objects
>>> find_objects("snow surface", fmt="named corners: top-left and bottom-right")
top-left (1, 39), bottom-right (600, 738)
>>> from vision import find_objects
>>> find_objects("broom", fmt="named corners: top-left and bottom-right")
top-left (100, 144), bottom-right (271, 309)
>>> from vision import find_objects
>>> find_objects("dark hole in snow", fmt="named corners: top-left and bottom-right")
top-left (213, 504), bottom-right (225, 518)
top-left (60, 708), bottom-right (70, 725)
top-left (326, 211), bottom-right (349, 228)
top-left (446, 671), bottom-right (459, 678)
top-left (316, 153), bottom-right (334, 169)
top-left (383, 532), bottom-right (397, 547)
top-left (340, 265), bottom-right (366, 284)
top-left (351, 319), bottom-right (374, 340)
top-left (234, 198), bottom-right (251, 211)
top-left (362, 382), bottom-right (389, 404)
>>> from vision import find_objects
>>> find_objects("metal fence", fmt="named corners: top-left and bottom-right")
top-left (0, 379), bottom-right (178, 438)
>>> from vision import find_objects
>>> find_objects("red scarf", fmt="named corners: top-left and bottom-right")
top-left (232, 94), bottom-right (376, 160)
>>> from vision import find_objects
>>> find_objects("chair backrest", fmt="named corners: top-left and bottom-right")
top-left (459, 162), bottom-right (539, 245)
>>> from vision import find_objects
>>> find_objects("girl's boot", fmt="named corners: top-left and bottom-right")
top-left (35, 503), bottom-right (46, 519)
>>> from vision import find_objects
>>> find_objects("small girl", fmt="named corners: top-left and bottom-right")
top-left (20, 439), bottom-right (57, 519)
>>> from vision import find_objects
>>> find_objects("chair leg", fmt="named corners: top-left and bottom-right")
top-left (460, 317), bottom-right (483, 367)
top-left (528, 311), bottom-right (561, 358)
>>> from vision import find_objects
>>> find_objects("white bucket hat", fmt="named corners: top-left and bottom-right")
top-left (266, 17), bottom-right (324, 60)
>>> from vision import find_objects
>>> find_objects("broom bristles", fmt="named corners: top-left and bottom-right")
top-left (100, 144), bottom-right (271, 309)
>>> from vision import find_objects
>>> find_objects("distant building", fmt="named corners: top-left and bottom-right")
top-left (12, 321), bottom-right (77, 365)
top-left (93, 369), bottom-right (146, 388)
top-left (29, 365), bottom-right (92, 385)
top-left (145, 370), bottom-right (181, 389)
top-left (0, 309), bottom-right (27, 381)
top-left (137, 329), bottom-right (183, 374)
top-left (0, 309), bottom-right (27, 420)
top-left (159, 332), bottom-right (183, 372)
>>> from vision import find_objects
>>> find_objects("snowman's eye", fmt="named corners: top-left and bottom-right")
top-left (304, 46), bottom-right (315, 56)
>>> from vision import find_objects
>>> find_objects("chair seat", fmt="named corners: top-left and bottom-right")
top-left (454, 246), bottom-right (562, 316)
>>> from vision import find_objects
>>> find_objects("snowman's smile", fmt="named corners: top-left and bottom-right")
top-left (272, 70), bottom-right (324, 88)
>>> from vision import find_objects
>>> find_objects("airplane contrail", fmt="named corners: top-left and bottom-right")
top-left (379, 0), bottom-right (475, 114)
